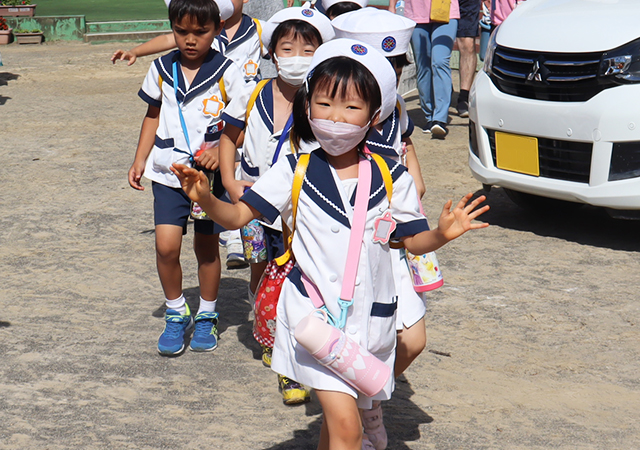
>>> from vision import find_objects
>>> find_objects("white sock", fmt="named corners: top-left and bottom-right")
top-left (227, 228), bottom-right (242, 245)
top-left (248, 286), bottom-right (256, 304)
top-left (198, 297), bottom-right (217, 314)
top-left (166, 294), bottom-right (187, 315)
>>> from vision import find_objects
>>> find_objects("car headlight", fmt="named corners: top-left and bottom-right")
top-left (600, 37), bottom-right (640, 83)
top-left (483, 26), bottom-right (499, 75)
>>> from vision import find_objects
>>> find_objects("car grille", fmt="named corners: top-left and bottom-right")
top-left (488, 130), bottom-right (593, 183)
top-left (489, 46), bottom-right (616, 102)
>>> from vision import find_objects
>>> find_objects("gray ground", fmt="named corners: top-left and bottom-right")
top-left (0, 42), bottom-right (639, 450)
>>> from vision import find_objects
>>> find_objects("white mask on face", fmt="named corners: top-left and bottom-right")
top-left (308, 117), bottom-right (371, 156)
top-left (274, 55), bottom-right (314, 87)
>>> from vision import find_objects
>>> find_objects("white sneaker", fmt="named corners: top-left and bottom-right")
top-left (226, 239), bottom-right (249, 269)
top-left (361, 402), bottom-right (387, 450)
top-left (219, 230), bottom-right (230, 247)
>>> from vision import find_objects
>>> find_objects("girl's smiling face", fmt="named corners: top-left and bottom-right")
top-left (309, 80), bottom-right (375, 128)
top-left (273, 31), bottom-right (318, 60)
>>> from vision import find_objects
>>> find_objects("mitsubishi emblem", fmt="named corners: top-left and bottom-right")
top-left (527, 60), bottom-right (543, 82)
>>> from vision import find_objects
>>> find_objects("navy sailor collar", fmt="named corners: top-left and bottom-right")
top-left (255, 79), bottom-right (275, 134)
top-left (154, 49), bottom-right (232, 104)
top-left (286, 150), bottom-right (404, 229)
top-left (217, 15), bottom-right (258, 53)
top-left (365, 106), bottom-right (401, 158)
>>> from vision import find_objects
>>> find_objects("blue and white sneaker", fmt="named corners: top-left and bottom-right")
top-left (157, 304), bottom-right (193, 356)
top-left (189, 312), bottom-right (219, 352)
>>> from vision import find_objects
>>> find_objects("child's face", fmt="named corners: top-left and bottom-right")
top-left (309, 82), bottom-right (373, 128)
top-left (273, 33), bottom-right (318, 60)
top-left (172, 15), bottom-right (219, 64)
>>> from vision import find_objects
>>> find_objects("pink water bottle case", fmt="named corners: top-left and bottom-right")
top-left (294, 311), bottom-right (391, 397)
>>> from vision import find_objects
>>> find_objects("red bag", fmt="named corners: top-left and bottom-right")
top-left (253, 259), bottom-right (295, 347)
top-left (251, 153), bottom-right (310, 348)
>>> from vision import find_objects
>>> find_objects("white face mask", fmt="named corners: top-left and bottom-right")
top-left (308, 117), bottom-right (371, 156)
top-left (274, 55), bottom-right (313, 87)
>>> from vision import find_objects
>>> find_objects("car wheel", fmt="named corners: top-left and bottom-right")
top-left (503, 188), bottom-right (583, 213)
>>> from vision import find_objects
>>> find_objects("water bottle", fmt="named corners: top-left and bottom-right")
top-left (295, 312), bottom-right (391, 397)
top-left (241, 219), bottom-right (267, 263)
top-left (402, 249), bottom-right (444, 292)
top-left (395, 0), bottom-right (405, 16)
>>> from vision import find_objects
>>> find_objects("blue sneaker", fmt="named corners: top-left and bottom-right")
top-left (189, 312), bottom-right (219, 352)
top-left (157, 304), bottom-right (193, 356)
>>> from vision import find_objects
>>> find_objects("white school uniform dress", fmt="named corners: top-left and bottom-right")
top-left (241, 150), bottom-right (429, 408)
top-left (138, 49), bottom-right (255, 188)
top-left (213, 14), bottom-right (265, 82)
top-left (365, 95), bottom-right (425, 330)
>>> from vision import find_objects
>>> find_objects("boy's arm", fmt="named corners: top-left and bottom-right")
top-left (171, 164), bottom-right (260, 229)
top-left (402, 194), bottom-right (489, 255)
top-left (129, 105), bottom-right (160, 190)
top-left (219, 124), bottom-right (251, 203)
top-left (111, 33), bottom-right (177, 65)
top-left (403, 137), bottom-right (426, 199)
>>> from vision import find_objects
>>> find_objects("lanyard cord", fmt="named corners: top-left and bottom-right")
top-left (172, 61), bottom-right (194, 164)
top-left (272, 114), bottom-right (294, 166)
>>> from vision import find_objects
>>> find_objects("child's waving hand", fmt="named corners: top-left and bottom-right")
top-left (170, 163), bottom-right (211, 204)
top-left (437, 193), bottom-right (490, 242)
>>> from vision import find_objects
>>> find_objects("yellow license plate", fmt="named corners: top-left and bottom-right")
top-left (495, 132), bottom-right (540, 176)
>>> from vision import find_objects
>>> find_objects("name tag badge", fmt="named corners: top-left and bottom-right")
top-left (244, 59), bottom-right (258, 78)
top-left (202, 95), bottom-right (225, 118)
top-left (372, 210), bottom-right (396, 244)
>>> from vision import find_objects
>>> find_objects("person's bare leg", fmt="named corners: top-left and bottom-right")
top-left (456, 36), bottom-right (477, 117)
top-left (316, 390), bottom-right (362, 450)
top-left (395, 317), bottom-right (427, 378)
top-left (155, 224), bottom-right (184, 300)
top-left (194, 232), bottom-right (221, 301)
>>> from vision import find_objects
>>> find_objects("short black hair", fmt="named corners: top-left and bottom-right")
top-left (326, 2), bottom-right (362, 19)
top-left (169, 0), bottom-right (221, 29)
top-left (268, 19), bottom-right (323, 54)
top-left (291, 56), bottom-right (382, 150)
top-left (387, 53), bottom-right (410, 69)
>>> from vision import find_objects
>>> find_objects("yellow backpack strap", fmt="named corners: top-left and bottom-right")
top-left (396, 99), bottom-right (402, 112)
top-left (370, 153), bottom-right (393, 205)
top-left (253, 18), bottom-right (264, 56)
top-left (218, 77), bottom-right (227, 104)
top-left (159, 74), bottom-right (163, 90)
top-left (274, 153), bottom-right (310, 266)
top-left (245, 79), bottom-right (270, 124)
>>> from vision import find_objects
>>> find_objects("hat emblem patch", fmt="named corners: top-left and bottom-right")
top-left (301, 8), bottom-right (314, 16)
top-left (381, 36), bottom-right (396, 53)
top-left (351, 44), bottom-right (368, 55)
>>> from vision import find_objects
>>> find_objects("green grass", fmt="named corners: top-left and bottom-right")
top-left (34, 0), bottom-right (169, 22)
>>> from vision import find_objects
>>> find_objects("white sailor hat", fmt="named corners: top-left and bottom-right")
top-left (322, 0), bottom-right (368, 12)
top-left (305, 38), bottom-right (397, 121)
top-left (331, 8), bottom-right (416, 57)
top-left (164, 0), bottom-right (235, 22)
top-left (262, 5), bottom-right (335, 50)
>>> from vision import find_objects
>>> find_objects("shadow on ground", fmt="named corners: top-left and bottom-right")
top-left (262, 375), bottom-right (433, 450)
top-left (478, 187), bottom-right (640, 252)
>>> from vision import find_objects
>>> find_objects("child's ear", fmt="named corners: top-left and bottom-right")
top-left (370, 110), bottom-right (381, 127)
top-left (217, 20), bottom-right (225, 34)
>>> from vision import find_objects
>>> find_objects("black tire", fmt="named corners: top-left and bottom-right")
top-left (503, 188), bottom-right (583, 213)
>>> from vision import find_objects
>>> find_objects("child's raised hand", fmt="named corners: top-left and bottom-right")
top-left (437, 193), bottom-right (489, 241)
top-left (171, 163), bottom-right (211, 203)
top-left (111, 49), bottom-right (137, 65)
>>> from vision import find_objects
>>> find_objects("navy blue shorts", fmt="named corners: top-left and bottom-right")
top-left (263, 226), bottom-right (285, 261)
top-left (457, 0), bottom-right (481, 37)
top-left (152, 181), bottom-right (225, 235)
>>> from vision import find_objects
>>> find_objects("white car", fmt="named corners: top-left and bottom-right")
top-left (469, 0), bottom-right (640, 213)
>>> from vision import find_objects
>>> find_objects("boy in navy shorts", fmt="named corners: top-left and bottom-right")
top-left (129, 0), bottom-right (253, 355)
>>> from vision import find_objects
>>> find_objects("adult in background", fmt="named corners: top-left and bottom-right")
top-left (455, 0), bottom-right (480, 117)
top-left (391, 0), bottom-right (460, 139)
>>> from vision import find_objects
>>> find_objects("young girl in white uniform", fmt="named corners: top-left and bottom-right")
top-left (171, 38), bottom-right (489, 450)
top-left (218, 5), bottom-right (333, 405)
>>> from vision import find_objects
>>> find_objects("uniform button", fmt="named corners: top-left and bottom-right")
top-left (198, 106), bottom-right (203, 111)
top-left (348, 325), bottom-right (358, 334)
top-left (331, 225), bottom-right (339, 233)
top-left (355, 277), bottom-right (361, 286)
top-left (196, 129), bottom-right (202, 134)
top-left (329, 274), bottom-right (338, 282)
